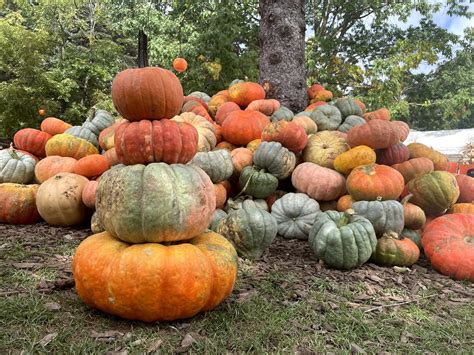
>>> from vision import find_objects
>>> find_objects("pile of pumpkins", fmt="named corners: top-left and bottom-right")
top-left (1, 66), bottom-right (473, 322)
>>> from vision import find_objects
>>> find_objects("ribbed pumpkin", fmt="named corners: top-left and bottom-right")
top-left (82, 180), bottom-right (98, 209)
top-left (73, 230), bottom-right (238, 322)
top-left (181, 101), bottom-right (213, 123)
top-left (0, 183), bottom-right (42, 224)
top-left (292, 115), bottom-right (318, 134)
top-left (13, 128), bottom-right (52, 158)
top-left (261, 120), bottom-right (308, 153)
top-left (305, 101), bottom-right (327, 111)
top-left (352, 199), bottom-right (404, 236)
top-left (303, 131), bottom-right (349, 169)
top-left (96, 163), bottom-right (215, 243)
top-left (188, 91), bottom-right (211, 103)
top-left (392, 121), bottom-right (410, 141)
top-left (98, 119), bottom-right (127, 150)
top-left (455, 174), bottom-right (474, 203)
top-left (34, 156), bottom-right (77, 183)
top-left (354, 99), bottom-right (366, 114)
top-left (230, 147), bottom-right (253, 175)
top-left (372, 232), bottom-right (420, 267)
top-left (82, 110), bottom-right (115, 135)
top-left (376, 142), bottom-right (410, 165)
top-left (171, 112), bottom-right (216, 152)
top-left (45, 134), bottom-right (99, 159)
top-left (103, 148), bottom-right (120, 167)
top-left (422, 214), bottom-right (473, 281)
top-left (215, 102), bottom-right (241, 125)
top-left (246, 139), bottom-right (262, 152)
top-left (334, 98), bottom-right (363, 118)
top-left (225, 197), bottom-right (269, 213)
top-left (239, 166), bottom-right (278, 199)
top-left (246, 99), bottom-right (280, 116)
top-left (336, 194), bottom-right (354, 212)
top-left (291, 162), bottom-right (346, 201)
top-left (0, 146), bottom-right (36, 184)
top-left (228, 82), bottom-right (266, 107)
top-left (407, 171), bottom-right (459, 216)
top-left (217, 205), bottom-right (277, 260)
top-left (307, 105), bottom-right (342, 131)
top-left (65, 126), bottom-right (99, 147)
top-left (209, 209), bottom-right (228, 231)
top-left (74, 154), bottom-right (110, 178)
top-left (270, 106), bottom-right (294, 122)
top-left (407, 143), bottom-right (449, 171)
top-left (307, 83), bottom-right (325, 99)
top-left (401, 229), bottom-right (422, 250)
top-left (338, 115), bottom-right (365, 133)
top-left (401, 194), bottom-right (426, 229)
top-left (271, 193), bottom-right (320, 240)
top-left (309, 210), bottom-right (377, 270)
top-left (114, 119), bottom-right (198, 164)
top-left (346, 164), bottom-right (404, 201)
top-left (36, 173), bottom-right (90, 226)
top-left (391, 157), bottom-right (434, 184)
top-left (448, 203), bottom-right (474, 214)
top-left (111, 67), bottom-right (183, 121)
top-left (333, 145), bottom-right (376, 175)
top-left (347, 120), bottom-right (400, 149)
top-left (253, 141), bottom-right (296, 179)
top-left (190, 149), bottom-right (234, 183)
top-left (40, 117), bottom-right (72, 135)
top-left (208, 90), bottom-right (230, 117)
top-left (363, 108), bottom-right (390, 121)
top-left (222, 110), bottom-right (270, 146)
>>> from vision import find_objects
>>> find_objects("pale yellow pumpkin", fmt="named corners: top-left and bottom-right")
top-left (303, 131), bottom-right (349, 169)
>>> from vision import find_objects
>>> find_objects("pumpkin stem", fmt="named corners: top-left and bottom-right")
top-left (138, 30), bottom-right (149, 68)
top-left (384, 231), bottom-right (400, 240)
top-left (8, 143), bottom-right (20, 160)
top-left (337, 208), bottom-right (355, 228)
top-left (400, 194), bottom-right (413, 206)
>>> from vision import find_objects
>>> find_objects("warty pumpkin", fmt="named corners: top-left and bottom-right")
top-left (303, 131), bottom-right (349, 169)
top-left (0, 183), bottom-right (42, 224)
top-left (73, 230), bottom-right (238, 322)
top-left (333, 145), bottom-right (376, 175)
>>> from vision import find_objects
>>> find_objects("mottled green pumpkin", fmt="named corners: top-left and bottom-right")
top-left (82, 109), bottom-right (115, 135)
top-left (307, 105), bottom-right (342, 131)
top-left (239, 166), bottom-right (278, 199)
top-left (401, 228), bottom-right (422, 251)
top-left (217, 204), bottom-right (277, 260)
top-left (65, 126), bottom-right (99, 147)
top-left (352, 199), bottom-right (404, 236)
top-left (309, 210), bottom-right (377, 270)
top-left (338, 115), bottom-right (366, 133)
top-left (190, 149), bottom-right (234, 183)
top-left (209, 209), bottom-right (228, 232)
top-left (253, 141), bottom-right (296, 179)
top-left (270, 106), bottom-right (294, 122)
top-left (372, 232), bottom-right (420, 266)
top-left (407, 171), bottom-right (460, 216)
top-left (96, 163), bottom-right (215, 243)
top-left (225, 197), bottom-right (269, 213)
top-left (0, 147), bottom-right (36, 184)
top-left (333, 98), bottom-right (363, 118)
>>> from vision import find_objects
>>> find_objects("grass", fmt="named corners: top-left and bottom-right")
top-left (1, 226), bottom-right (473, 353)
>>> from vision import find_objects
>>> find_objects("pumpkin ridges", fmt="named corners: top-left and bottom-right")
top-left (0, 183), bottom-right (42, 224)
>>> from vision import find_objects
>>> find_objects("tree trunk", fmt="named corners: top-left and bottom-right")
top-left (259, 0), bottom-right (307, 113)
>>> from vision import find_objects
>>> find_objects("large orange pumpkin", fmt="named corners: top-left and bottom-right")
top-left (13, 128), bottom-right (52, 158)
top-left (111, 67), bottom-right (183, 121)
top-left (114, 119), bottom-right (198, 165)
top-left (228, 82), bottom-right (265, 107)
top-left (346, 164), bottom-right (404, 201)
top-left (73, 230), bottom-right (238, 322)
top-left (422, 214), bottom-right (474, 281)
top-left (261, 120), bottom-right (308, 153)
top-left (215, 102), bottom-right (241, 125)
top-left (346, 120), bottom-right (400, 149)
top-left (40, 117), bottom-right (72, 136)
top-left (34, 155), bottom-right (78, 183)
top-left (0, 183), bottom-right (42, 224)
top-left (222, 110), bottom-right (270, 146)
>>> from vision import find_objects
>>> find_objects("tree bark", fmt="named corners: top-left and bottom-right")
top-left (259, 0), bottom-right (307, 112)
top-left (138, 30), bottom-right (149, 68)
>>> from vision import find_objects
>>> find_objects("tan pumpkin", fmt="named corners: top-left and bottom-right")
top-left (34, 156), bottom-right (78, 183)
top-left (448, 203), bottom-right (474, 214)
top-left (333, 145), bottom-right (376, 175)
top-left (303, 131), bottom-right (349, 169)
top-left (407, 143), bottom-right (449, 171)
top-left (292, 115), bottom-right (318, 135)
top-left (171, 112), bottom-right (216, 152)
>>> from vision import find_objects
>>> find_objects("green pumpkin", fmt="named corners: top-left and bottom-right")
top-left (96, 163), bottom-right (215, 243)
top-left (407, 171), bottom-right (460, 216)
top-left (307, 105), bottom-right (342, 131)
top-left (270, 106), bottom-right (294, 122)
top-left (188, 91), bottom-right (211, 103)
top-left (209, 209), bottom-right (227, 232)
top-left (372, 232), bottom-right (420, 266)
top-left (271, 193), bottom-right (320, 240)
top-left (401, 228), bottom-right (422, 251)
top-left (351, 199), bottom-right (404, 236)
top-left (338, 115), bottom-right (366, 133)
top-left (0, 147), bottom-right (36, 184)
top-left (190, 149), bottom-right (234, 183)
top-left (83, 109), bottom-right (115, 136)
top-left (333, 98), bottom-right (363, 118)
top-left (309, 210), bottom-right (377, 270)
top-left (253, 141), bottom-right (296, 179)
top-left (217, 204), bottom-right (277, 260)
top-left (239, 166), bottom-right (278, 199)
top-left (65, 125), bottom-right (99, 147)
top-left (225, 197), bottom-right (269, 213)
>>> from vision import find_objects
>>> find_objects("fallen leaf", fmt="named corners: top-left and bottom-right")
top-left (91, 330), bottom-right (123, 340)
top-left (147, 339), bottom-right (163, 353)
top-left (393, 266), bottom-right (410, 273)
top-left (13, 262), bottom-right (42, 269)
top-left (350, 342), bottom-right (366, 354)
top-left (181, 333), bottom-right (197, 348)
top-left (39, 332), bottom-right (58, 347)
top-left (236, 289), bottom-right (257, 303)
top-left (44, 302), bottom-right (61, 311)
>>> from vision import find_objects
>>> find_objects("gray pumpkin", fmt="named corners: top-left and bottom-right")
top-left (83, 109), bottom-right (115, 135)
top-left (0, 147), bottom-right (36, 184)
top-left (209, 209), bottom-right (228, 232)
top-left (402, 228), bottom-right (422, 251)
top-left (309, 210), bottom-right (377, 270)
top-left (190, 149), bottom-right (233, 183)
top-left (229, 79), bottom-right (244, 87)
top-left (217, 204), bottom-right (277, 260)
top-left (253, 141), bottom-right (296, 179)
top-left (307, 105), bottom-right (342, 131)
top-left (333, 98), bottom-right (363, 118)
top-left (271, 193), bottom-right (320, 240)
top-left (338, 115), bottom-right (366, 133)
top-left (225, 197), bottom-right (269, 213)
top-left (352, 199), bottom-right (404, 236)
top-left (188, 91), bottom-right (211, 103)
top-left (239, 166), bottom-right (278, 199)
top-left (270, 106), bottom-right (294, 122)
top-left (65, 126), bottom-right (98, 147)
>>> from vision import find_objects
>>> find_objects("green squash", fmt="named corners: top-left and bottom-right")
top-left (372, 232), bottom-right (420, 266)
top-left (271, 193), bottom-right (320, 240)
top-left (0, 147), bottom-right (36, 184)
top-left (309, 210), bottom-right (377, 270)
top-left (307, 105), bottom-right (342, 131)
top-left (239, 166), bottom-right (278, 199)
top-left (338, 115), bottom-right (366, 133)
top-left (333, 98), bottom-right (363, 118)
top-left (190, 149), bottom-right (234, 183)
top-left (217, 204), bottom-right (277, 260)
top-left (270, 106), bottom-right (294, 122)
top-left (253, 141), bottom-right (296, 179)
top-left (96, 163), bottom-right (215, 243)
top-left (351, 199), bottom-right (404, 236)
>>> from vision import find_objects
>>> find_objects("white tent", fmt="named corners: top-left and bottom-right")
top-left (404, 128), bottom-right (474, 162)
